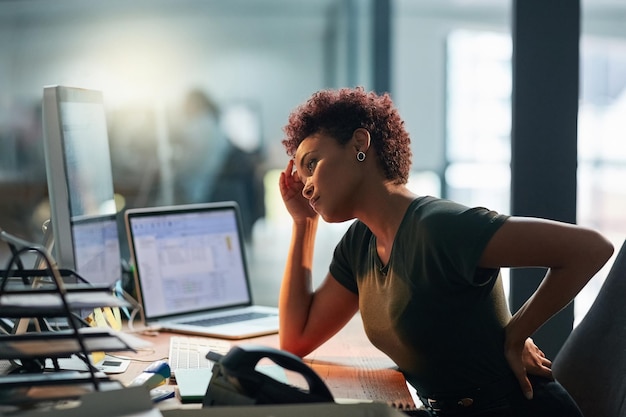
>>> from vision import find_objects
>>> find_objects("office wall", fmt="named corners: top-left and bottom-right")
top-left (0, 5), bottom-right (329, 168)
top-left (4, 1), bottom-right (624, 179)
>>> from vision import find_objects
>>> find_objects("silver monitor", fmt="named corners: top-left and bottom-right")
top-left (41, 85), bottom-right (121, 285)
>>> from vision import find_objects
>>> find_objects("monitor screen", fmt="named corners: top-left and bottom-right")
top-left (42, 85), bottom-right (121, 285)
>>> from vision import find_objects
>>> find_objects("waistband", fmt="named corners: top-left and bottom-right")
top-left (416, 376), bottom-right (518, 416)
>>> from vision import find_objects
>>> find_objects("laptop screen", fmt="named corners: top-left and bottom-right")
top-left (127, 203), bottom-right (252, 320)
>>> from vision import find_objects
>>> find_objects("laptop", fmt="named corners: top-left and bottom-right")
top-left (124, 201), bottom-right (279, 339)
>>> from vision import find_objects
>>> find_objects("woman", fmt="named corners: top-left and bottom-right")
top-left (278, 87), bottom-right (613, 416)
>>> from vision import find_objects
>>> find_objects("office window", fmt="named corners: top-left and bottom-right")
top-left (446, 29), bottom-right (512, 298)
top-left (446, 29), bottom-right (626, 325)
top-left (445, 30), bottom-right (512, 214)
top-left (576, 37), bottom-right (626, 324)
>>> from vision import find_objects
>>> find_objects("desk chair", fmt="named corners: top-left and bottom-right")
top-left (552, 239), bottom-right (626, 417)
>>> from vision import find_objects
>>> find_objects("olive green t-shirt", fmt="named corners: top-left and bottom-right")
top-left (329, 196), bottom-right (511, 396)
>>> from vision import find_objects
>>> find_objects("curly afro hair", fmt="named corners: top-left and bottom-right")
top-left (282, 87), bottom-right (412, 184)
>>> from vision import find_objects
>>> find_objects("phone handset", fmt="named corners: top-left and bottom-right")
top-left (203, 344), bottom-right (334, 406)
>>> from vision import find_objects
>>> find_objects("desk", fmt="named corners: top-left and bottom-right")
top-left (116, 314), bottom-right (417, 410)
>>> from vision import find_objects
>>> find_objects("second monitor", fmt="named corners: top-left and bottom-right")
top-left (42, 85), bottom-right (121, 285)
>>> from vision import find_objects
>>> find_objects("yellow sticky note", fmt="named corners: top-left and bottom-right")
top-left (92, 307), bottom-right (108, 328)
top-left (103, 307), bottom-right (122, 331)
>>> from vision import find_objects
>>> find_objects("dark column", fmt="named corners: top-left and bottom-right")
top-left (372, 0), bottom-right (391, 94)
top-left (510, 0), bottom-right (580, 359)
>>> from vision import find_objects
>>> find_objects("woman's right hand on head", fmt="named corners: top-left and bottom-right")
top-left (279, 159), bottom-right (318, 222)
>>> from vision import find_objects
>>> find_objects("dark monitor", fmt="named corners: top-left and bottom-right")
top-left (41, 85), bottom-right (121, 285)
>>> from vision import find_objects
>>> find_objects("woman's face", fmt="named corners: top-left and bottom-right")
top-left (294, 132), bottom-right (362, 223)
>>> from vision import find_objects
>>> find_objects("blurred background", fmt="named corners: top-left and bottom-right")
top-left (0, 0), bottom-right (625, 326)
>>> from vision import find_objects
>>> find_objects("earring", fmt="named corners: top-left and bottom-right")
top-left (356, 151), bottom-right (366, 162)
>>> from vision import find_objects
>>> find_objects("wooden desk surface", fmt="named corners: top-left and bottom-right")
top-left (116, 314), bottom-right (416, 409)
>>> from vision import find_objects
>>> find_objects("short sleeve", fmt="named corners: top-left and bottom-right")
top-left (419, 202), bottom-right (509, 286)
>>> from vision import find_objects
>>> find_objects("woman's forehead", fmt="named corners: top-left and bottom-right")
top-left (294, 134), bottom-right (319, 159)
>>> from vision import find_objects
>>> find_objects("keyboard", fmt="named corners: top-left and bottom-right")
top-left (168, 336), bottom-right (231, 379)
top-left (181, 311), bottom-right (274, 327)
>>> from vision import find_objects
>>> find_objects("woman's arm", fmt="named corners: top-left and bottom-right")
top-left (278, 160), bottom-right (359, 357)
top-left (479, 216), bottom-right (614, 398)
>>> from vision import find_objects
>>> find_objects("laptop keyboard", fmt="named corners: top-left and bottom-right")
top-left (168, 336), bottom-right (231, 378)
top-left (181, 311), bottom-right (274, 327)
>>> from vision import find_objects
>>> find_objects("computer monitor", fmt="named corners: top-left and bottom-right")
top-left (41, 85), bottom-right (121, 285)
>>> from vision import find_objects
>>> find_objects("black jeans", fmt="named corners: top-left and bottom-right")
top-left (417, 376), bottom-right (583, 417)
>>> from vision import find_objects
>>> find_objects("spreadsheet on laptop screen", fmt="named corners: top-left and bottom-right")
top-left (129, 209), bottom-right (251, 319)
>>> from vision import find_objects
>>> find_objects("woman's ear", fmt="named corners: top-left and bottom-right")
top-left (352, 128), bottom-right (371, 154)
